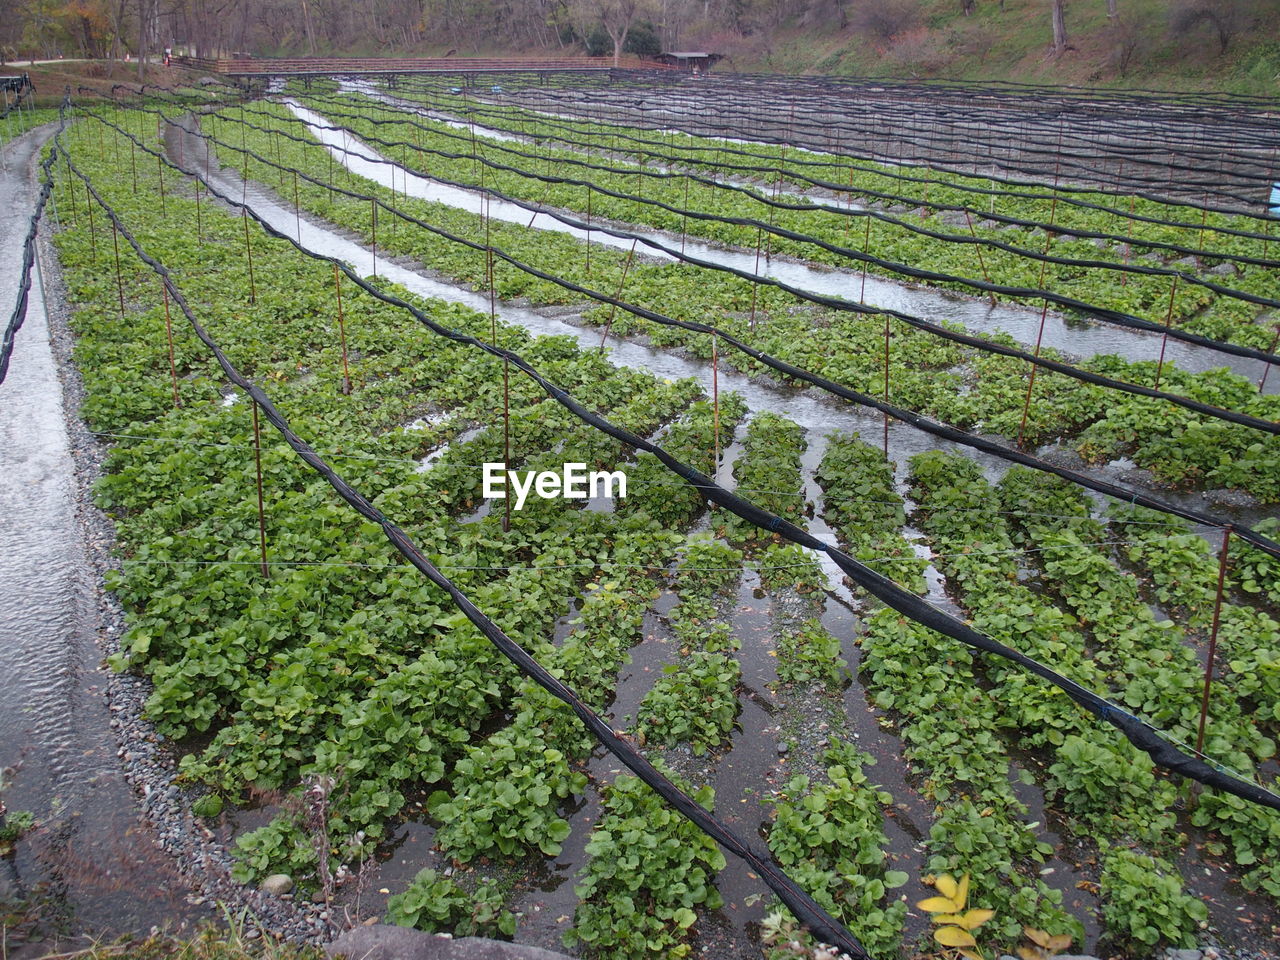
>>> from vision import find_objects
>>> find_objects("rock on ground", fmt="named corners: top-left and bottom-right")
top-left (326, 926), bottom-right (575, 960)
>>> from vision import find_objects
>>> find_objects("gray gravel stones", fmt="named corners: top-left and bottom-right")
top-left (326, 927), bottom-right (574, 960)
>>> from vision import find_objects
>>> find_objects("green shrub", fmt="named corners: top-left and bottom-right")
top-left (1100, 847), bottom-right (1207, 950)
top-left (384, 867), bottom-right (516, 938)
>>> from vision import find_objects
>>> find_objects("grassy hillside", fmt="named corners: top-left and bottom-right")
top-left (714, 0), bottom-right (1280, 94)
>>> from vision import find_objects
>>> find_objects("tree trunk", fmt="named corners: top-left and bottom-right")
top-left (301, 0), bottom-right (318, 55)
top-left (137, 0), bottom-right (146, 79)
top-left (1051, 0), bottom-right (1067, 55)
top-left (609, 23), bottom-right (631, 66)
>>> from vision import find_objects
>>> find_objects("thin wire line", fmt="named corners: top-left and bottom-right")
top-left (113, 535), bottom-right (1203, 571)
top-left (87, 432), bottom-right (1199, 528)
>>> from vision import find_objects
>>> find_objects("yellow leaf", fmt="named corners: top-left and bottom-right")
top-left (1017, 948), bottom-right (1043, 960)
top-left (1023, 928), bottom-right (1051, 948)
top-left (1048, 934), bottom-right (1073, 951)
top-left (961, 908), bottom-right (996, 930)
top-left (917, 896), bottom-right (962, 913)
top-left (934, 926), bottom-right (978, 948)
top-left (935, 874), bottom-right (960, 900)
top-left (956, 873), bottom-right (971, 907)
top-left (934, 914), bottom-right (966, 925)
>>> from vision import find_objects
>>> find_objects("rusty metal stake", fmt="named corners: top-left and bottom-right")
top-left (860, 217), bottom-right (870, 304)
top-left (1197, 195), bottom-right (1209, 262)
top-left (963, 208), bottom-right (995, 301)
top-left (1153, 275), bottom-right (1179, 392)
top-left (599, 239), bottom-right (637, 350)
top-left (749, 225), bottom-right (764, 330)
top-left (844, 165), bottom-right (855, 247)
top-left (333, 264), bottom-right (351, 394)
top-left (681, 174), bottom-right (689, 256)
top-left (371, 199), bottom-right (377, 277)
top-left (883, 316), bottom-right (891, 457)
top-left (293, 169), bottom-right (302, 242)
top-left (486, 226), bottom-right (512, 534)
top-left (712, 332), bottom-right (720, 465)
top-left (1258, 324), bottom-right (1280, 394)
top-left (1121, 191), bottom-right (1135, 287)
top-left (161, 282), bottom-right (180, 409)
top-left (62, 149), bottom-right (77, 226)
top-left (85, 181), bottom-right (97, 264)
top-left (1017, 218), bottom-right (1058, 448)
top-left (242, 209), bottom-right (256, 304)
top-left (252, 401), bottom-right (270, 579)
top-left (157, 154), bottom-right (165, 216)
top-left (111, 222), bottom-right (125, 315)
top-left (1194, 524), bottom-right (1233, 766)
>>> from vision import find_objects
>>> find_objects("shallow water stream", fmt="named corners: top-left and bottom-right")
top-left (0, 125), bottom-right (199, 942)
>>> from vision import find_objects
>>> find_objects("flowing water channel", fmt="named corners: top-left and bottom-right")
top-left (0, 125), bottom-right (201, 943)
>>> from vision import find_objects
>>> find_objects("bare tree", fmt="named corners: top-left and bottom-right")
top-left (1049, 0), bottom-right (1067, 55)
top-left (1106, 12), bottom-right (1141, 74)
top-left (568, 0), bottom-right (657, 65)
top-left (850, 0), bottom-right (920, 43)
top-left (1170, 0), bottom-right (1240, 55)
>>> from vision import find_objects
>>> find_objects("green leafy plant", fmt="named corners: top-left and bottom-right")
top-left (384, 867), bottom-right (516, 938)
top-left (1099, 847), bottom-right (1208, 950)
top-left (568, 774), bottom-right (724, 959)
top-left (636, 651), bottom-right (740, 754)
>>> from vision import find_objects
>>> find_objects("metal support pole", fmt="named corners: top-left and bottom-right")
top-left (712, 332), bottom-right (720, 466)
top-left (85, 181), bottom-right (97, 264)
top-left (599, 239), bottom-right (637, 350)
top-left (111, 222), bottom-right (125, 316)
top-left (1153, 276), bottom-right (1179, 392)
top-left (1258, 324), bottom-right (1280, 394)
top-left (242, 209), bottom-right (256, 304)
top-left (963, 208), bottom-right (995, 299)
top-left (333, 264), bottom-right (351, 395)
top-left (883, 316), bottom-right (891, 458)
top-left (681, 174), bottom-right (689, 256)
top-left (162, 282), bottom-right (180, 409)
top-left (859, 217), bottom-right (870, 304)
top-left (252, 401), bottom-right (270, 578)
top-left (1194, 525), bottom-right (1233, 761)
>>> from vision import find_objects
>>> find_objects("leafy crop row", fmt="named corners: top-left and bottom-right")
top-left (191, 101), bottom-right (1280, 503)
top-left (361, 89), bottom-right (1280, 353)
